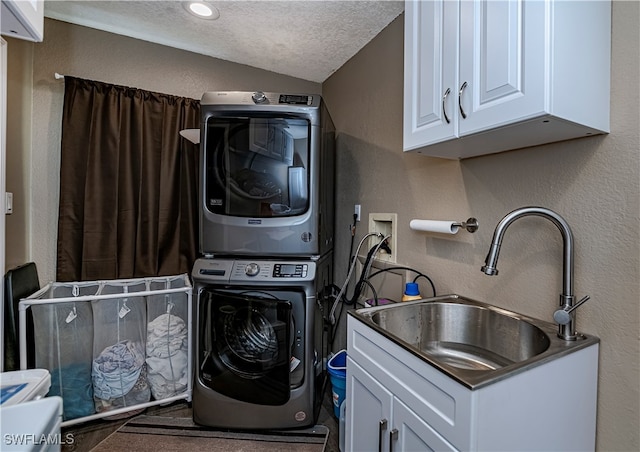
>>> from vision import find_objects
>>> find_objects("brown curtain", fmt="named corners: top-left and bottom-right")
top-left (56, 77), bottom-right (200, 282)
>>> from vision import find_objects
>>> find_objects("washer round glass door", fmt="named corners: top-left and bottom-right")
top-left (199, 288), bottom-right (292, 405)
top-left (219, 303), bottom-right (281, 378)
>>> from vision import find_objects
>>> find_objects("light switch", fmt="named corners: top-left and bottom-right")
top-left (5, 192), bottom-right (13, 214)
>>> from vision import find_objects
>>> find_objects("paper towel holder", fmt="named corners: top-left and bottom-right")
top-left (409, 217), bottom-right (479, 234)
top-left (456, 217), bottom-right (479, 233)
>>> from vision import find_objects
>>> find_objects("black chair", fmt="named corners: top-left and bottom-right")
top-left (4, 262), bottom-right (40, 371)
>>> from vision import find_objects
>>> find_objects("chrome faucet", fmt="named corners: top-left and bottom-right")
top-left (481, 206), bottom-right (590, 341)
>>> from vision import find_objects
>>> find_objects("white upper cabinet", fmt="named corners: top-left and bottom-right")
top-left (403, 0), bottom-right (611, 159)
top-left (1, 0), bottom-right (44, 42)
top-left (404, 0), bottom-right (459, 148)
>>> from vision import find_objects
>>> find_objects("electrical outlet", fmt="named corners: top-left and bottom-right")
top-left (354, 204), bottom-right (361, 222)
top-left (368, 213), bottom-right (398, 263)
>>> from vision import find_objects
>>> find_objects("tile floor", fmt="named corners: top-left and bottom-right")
top-left (61, 382), bottom-right (340, 452)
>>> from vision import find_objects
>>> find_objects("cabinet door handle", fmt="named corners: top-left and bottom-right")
top-left (459, 81), bottom-right (468, 119)
top-left (378, 419), bottom-right (388, 452)
top-left (442, 88), bottom-right (451, 124)
top-left (389, 428), bottom-right (399, 452)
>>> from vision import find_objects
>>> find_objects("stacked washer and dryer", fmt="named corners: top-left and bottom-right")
top-left (191, 92), bottom-right (335, 429)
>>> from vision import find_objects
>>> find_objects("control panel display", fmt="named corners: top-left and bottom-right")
top-left (273, 264), bottom-right (308, 278)
top-left (279, 95), bottom-right (313, 105)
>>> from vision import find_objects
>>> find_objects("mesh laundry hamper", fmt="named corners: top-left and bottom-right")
top-left (91, 281), bottom-right (150, 417)
top-left (19, 274), bottom-right (193, 426)
top-left (145, 276), bottom-right (190, 400)
top-left (30, 282), bottom-right (99, 421)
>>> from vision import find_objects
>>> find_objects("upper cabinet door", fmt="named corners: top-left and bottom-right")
top-left (1, 0), bottom-right (44, 42)
top-left (403, 0), bottom-right (459, 151)
top-left (403, 0), bottom-right (611, 159)
top-left (458, 0), bottom-right (546, 135)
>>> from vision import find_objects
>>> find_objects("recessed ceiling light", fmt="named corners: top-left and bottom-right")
top-left (184, 1), bottom-right (220, 20)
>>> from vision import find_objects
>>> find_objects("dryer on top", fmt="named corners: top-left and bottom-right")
top-left (198, 91), bottom-right (336, 259)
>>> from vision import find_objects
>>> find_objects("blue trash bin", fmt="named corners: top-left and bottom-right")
top-left (327, 350), bottom-right (347, 418)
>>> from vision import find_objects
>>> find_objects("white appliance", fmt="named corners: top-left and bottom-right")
top-left (1, 369), bottom-right (63, 451)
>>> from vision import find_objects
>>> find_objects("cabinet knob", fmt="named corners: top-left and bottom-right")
top-left (459, 81), bottom-right (468, 119)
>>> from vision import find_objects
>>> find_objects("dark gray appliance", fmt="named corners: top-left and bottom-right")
top-left (191, 255), bottom-right (332, 429)
top-left (199, 91), bottom-right (335, 258)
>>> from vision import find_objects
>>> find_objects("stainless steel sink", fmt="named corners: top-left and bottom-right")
top-left (349, 294), bottom-right (600, 389)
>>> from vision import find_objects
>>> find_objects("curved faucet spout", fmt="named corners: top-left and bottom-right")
top-left (481, 207), bottom-right (583, 341)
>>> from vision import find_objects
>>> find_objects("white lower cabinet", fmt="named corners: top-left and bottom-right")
top-left (346, 315), bottom-right (598, 451)
top-left (347, 358), bottom-right (392, 452)
top-left (348, 358), bottom-right (455, 452)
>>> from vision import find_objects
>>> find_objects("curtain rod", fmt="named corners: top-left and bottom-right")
top-left (54, 72), bottom-right (64, 80)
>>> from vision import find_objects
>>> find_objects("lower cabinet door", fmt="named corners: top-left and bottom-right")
top-left (347, 358), bottom-right (393, 452)
top-left (392, 397), bottom-right (457, 451)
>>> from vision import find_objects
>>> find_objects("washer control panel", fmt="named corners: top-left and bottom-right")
top-left (193, 258), bottom-right (316, 282)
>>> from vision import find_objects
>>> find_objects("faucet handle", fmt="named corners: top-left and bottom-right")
top-left (553, 295), bottom-right (591, 325)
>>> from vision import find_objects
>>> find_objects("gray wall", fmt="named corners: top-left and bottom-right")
top-left (322, 4), bottom-right (638, 451)
top-left (5, 37), bottom-right (33, 269)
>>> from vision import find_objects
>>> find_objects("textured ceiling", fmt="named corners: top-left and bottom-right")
top-left (44, 0), bottom-right (404, 83)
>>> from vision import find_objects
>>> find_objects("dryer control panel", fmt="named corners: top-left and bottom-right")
top-left (193, 258), bottom-right (316, 282)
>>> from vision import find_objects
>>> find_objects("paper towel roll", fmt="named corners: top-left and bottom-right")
top-left (410, 219), bottom-right (460, 234)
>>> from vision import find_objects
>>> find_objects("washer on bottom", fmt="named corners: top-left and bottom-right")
top-left (191, 256), bottom-right (331, 429)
